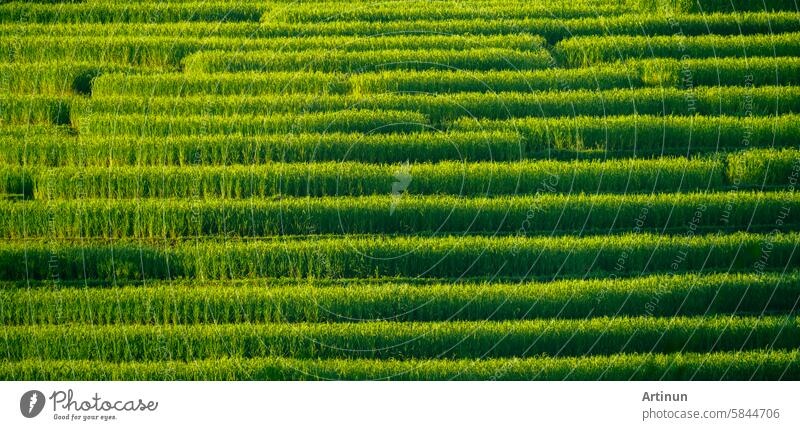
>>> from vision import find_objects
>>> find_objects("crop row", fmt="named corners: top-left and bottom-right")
top-left (3, 272), bottom-right (799, 324)
top-left (353, 58), bottom-right (800, 93)
top-left (0, 34), bottom-right (545, 67)
top-left (80, 87), bottom-right (800, 123)
top-left (0, 232), bottom-right (797, 280)
top-left (0, 129), bottom-right (783, 167)
top-left (728, 148), bottom-right (800, 185)
top-left (263, 0), bottom-right (798, 23)
top-left (3, 192), bottom-right (798, 238)
top-left (557, 32), bottom-right (800, 67)
top-left (0, 2), bottom-right (267, 23)
top-left (88, 58), bottom-right (800, 98)
top-left (181, 48), bottom-right (552, 73)
top-left (2, 350), bottom-right (797, 380)
top-left (450, 115), bottom-right (800, 153)
top-left (0, 157), bottom-right (730, 199)
top-left (0, 131), bottom-right (530, 165)
top-left (1, 12), bottom-right (797, 44)
top-left (2, 316), bottom-right (798, 360)
top-left (77, 110), bottom-right (428, 135)
top-left (262, 2), bottom-right (637, 23)
top-left (74, 113), bottom-right (800, 153)
top-left (2, 154), bottom-right (797, 201)
top-left (0, 62), bottom-right (158, 95)
top-left (0, 0), bottom-right (794, 25)
top-left (0, 94), bottom-right (71, 125)
top-left (264, 12), bottom-right (800, 43)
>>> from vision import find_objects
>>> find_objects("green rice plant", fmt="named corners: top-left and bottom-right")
top-left (7, 12), bottom-right (793, 43)
top-left (92, 71), bottom-right (351, 96)
top-left (0, 21), bottom-right (267, 38)
top-left (0, 62), bottom-right (157, 95)
top-left (3, 272), bottom-right (798, 324)
top-left (1, 316), bottom-right (797, 360)
top-left (4, 191), bottom-right (797, 238)
top-left (557, 32), bottom-right (800, 67)
top-left (673, 0), bottom-right (800, 12)
top-left (90, 58), bottom-right (800, 99)
top-left (354, 58), bottom-right (800, 93)
top-left (2, 157), bottom-right (725, 199)
top-left (1, 350), bottom-right (797, 380)
top-left (450, 115), bottom-right (800, 153)
top-left (84, 87), bottom-right (800, 123)
top-left (257, 12), bottom-right (800, 43)
top-left (183, 48), bottom-right (553, 73)
top-left (0, 131), bottom-right (524, 166)
top-left (727, 149), bottom-right (800, 187)
top-left (0, 2), bottom-right (267, 23)
top-left (0, 231), bottom-right (796, 280)
top-left (563, 12), bottom-right (800, 43)
top-left (264, 1), bottom-right (643, 23)
top-left (0, 34), bottom-right (544, 67)
top-left (4, 123), bottom-right (791, 167)
top-left (76, 110), bottom-right (429, 136)
top-left (639, 57), bottom-right (800, 87)
top-left (0, 95), bottom-right (71, 125)
top-left (0, 123), bottom-right (72, 138)
top-left (351, 67), bottom-right (640, 93)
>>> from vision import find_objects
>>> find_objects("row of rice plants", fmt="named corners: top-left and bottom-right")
top-left (263, 0), bottom-right (798, 24)
top-left (727, 148), bottom-right (800, 185)
top-left (0, 34), bottom-right (544, 67)
top-left (182, 48), bottom-right (553, 73)
top-left (1, 231), bottom-right (796, 279)
top-left (2, 350), bottom-right (796, 380)
top-left (2, 316), bottom-right (797, 360)
top-left (0, 2), bottom-right (267, 23)
top-left (92, 71), bottom-right (352, 96)
top-left (0, 131), bottom-right (526, 166)
top-left (88, 57), bottom-right (800, 98)
top-left (353, 58), bottom-right (800, 93)
top-left (3, 191), bottom-right (797, 238)
top-left (77, 110), bottom-right (428, 136)
top-left (0, 62), bottom-right (158, 95)
top-left (450, 114), bottom-right (800, 153)
top-left (557, 32), bottom-right (800, 66)
top-left (0, 157), bottom-right (726, 199)
top-left (0, 94), bottom-right (71, 124)
top-left (0, 129), bottom-right (774, 167)
top-left (80, 86), bottom-right (800, 123)
top-left (263, 2), bottom-right (635, 24)
top-left (3, 272), bottom-right (798, 324)
top-left (2, 12), bottom-right (796, 43)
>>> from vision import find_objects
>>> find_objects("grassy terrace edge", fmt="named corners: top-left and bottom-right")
top-left (3, 271), bottom-right (799, 323)
top-left (2, 350), bottom-right (798, 380)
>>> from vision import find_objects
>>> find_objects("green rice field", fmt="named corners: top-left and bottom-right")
top-left (0, 0), bottom-right (799, 380)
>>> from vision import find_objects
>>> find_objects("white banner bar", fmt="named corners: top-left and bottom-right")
top-left (1, 382), bottom-right (797, 429)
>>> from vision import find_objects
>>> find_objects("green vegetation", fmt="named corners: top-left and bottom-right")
top-left (1, 34), bottom-right (544, 67)
top-left (557, 33), bottom-right (800, 66)
top-left (183, 48), bottom-right (553, 73)
top-left (4, 272), bottom-right (799, 324)
top-left (3, 192), bottom-right (797, 238)
top-left (0, 158), bottom-right (727, 199)
top-left (1, 232), bottom-right (797, 280)
top-left (2, 0), bottom-right (799, 381)
top-left (1, 350), bottom-right (796, 380)
top-left (2, 316), bottom-right (797, 360)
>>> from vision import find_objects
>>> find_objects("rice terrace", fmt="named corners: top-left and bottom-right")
top-left (0, 0), bottom-right (799, 381)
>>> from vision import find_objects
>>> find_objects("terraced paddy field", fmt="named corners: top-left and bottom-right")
top-left (0, 0), bottom-right (799, 380)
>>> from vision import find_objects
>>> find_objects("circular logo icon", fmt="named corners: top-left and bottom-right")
top-left (20, 390), bottom-right (45, 418)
